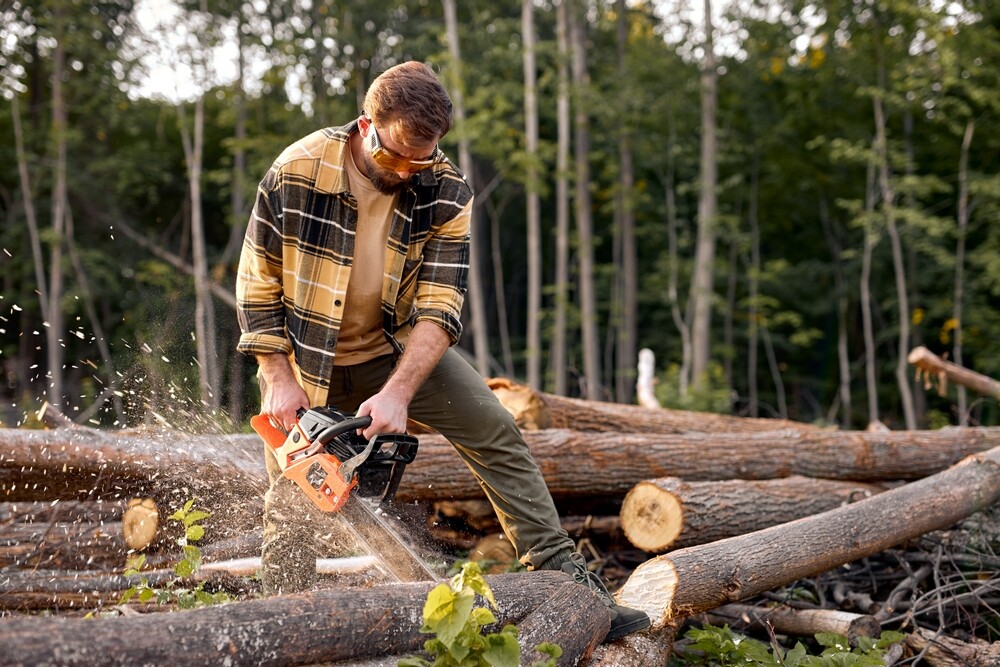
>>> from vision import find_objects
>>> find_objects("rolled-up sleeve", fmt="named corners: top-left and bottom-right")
top-left (413, 197), bottom-right (472, 344)
top-left (236, 173), bottom-right (292, 357)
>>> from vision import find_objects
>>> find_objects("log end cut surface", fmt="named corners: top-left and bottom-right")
top-left (620, 481), bottom-right (683, 553)
top-left (615, 556), bottom-right (678, 629)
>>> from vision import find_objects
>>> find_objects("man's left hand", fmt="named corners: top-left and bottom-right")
top-left (355, 387), bottom-right (410, 439)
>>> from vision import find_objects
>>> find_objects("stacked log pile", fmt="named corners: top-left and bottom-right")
top-left (1, 353), bottom-right (999, 665)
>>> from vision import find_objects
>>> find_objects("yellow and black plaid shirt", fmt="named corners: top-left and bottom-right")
top-left (236, 120), bottom-right (473, 407)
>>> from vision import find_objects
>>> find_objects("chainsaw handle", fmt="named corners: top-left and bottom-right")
top-left (303, 415), bottom-right (374, 456)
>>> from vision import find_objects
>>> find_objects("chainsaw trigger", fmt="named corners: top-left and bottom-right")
top-left (337, 434), bottom-right (380, 484)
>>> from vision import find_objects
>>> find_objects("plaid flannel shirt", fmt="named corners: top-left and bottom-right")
top-left (236, 120), bottom-right (473, 407)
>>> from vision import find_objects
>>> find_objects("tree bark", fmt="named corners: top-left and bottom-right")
top-left (952, 119), bottom-right (975, 425)
top-left (620, 476), bottom-right (882, 553)
top-left (517, 583), bottom-right (609, 666)
top-left (616, 446), bottom-right (1000, 628)
top-left (905, 627), bottom-right (1000, 667)
top-left (521, 0), bottom-right (543, 391)
top-left (703, 603), bottom-right (881, 646)
top-left (909, 346), bottom-right (1000, 401)
top-left (486, 378), bottom-right (820, 433)
top-left (550, 0), bottom-right (572, 396)
top-left (0, 571), bottom-right (571, 666)
top-left (586, 627), bottom-right (676, 667)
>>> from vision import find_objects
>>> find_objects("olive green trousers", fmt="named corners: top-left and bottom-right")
top-left (260, 348), bottom-right (573, 594)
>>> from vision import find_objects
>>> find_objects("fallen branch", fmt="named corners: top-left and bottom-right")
top-left (702, 603), bottom-right (881, 646)
top-left (909, 346), bottom-right (1000, 400)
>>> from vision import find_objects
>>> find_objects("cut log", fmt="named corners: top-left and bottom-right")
top-left (122, 497), bottom-right (159, 551)
top-left (486, 377), bottom-right (821, 433)
top-left (0, 519), bottom-right (129, 570)
top-left (620, 476), bottom-right (883, 553)
top-left (616, 445), bottom-right (1000, 629)
top-left (585, 626), bottom-right (676, 667)
top-left (909, 345), bottom-right (1000, 400)
top-left (905, 627), bottom-right (1000, 667)
top-left (0, 571), bottom-right (572, 666)
top-left (0, 499), bottom-right (125, 524)
top-left (703, 603), bottom-right (882, 645)
top-left (517, 582), bottom-right (609, 666)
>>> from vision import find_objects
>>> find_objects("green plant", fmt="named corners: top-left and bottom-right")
top-left (674, 624), bottom-right (905, 667)
top-left (398, 561), bottom-right (561, 667)
top-left (117, 500), bottom-right (232, 609)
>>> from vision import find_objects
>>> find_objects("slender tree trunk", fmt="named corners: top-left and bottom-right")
top-left (47, 21), bottom-right (68, 408)
top-left (689, 0), bottom-right (718, 391)
top-left (488, 200), bottom-right (515, 378)
top-left (872, 47), bottom-right (915, 429)
top-left (11, 96), bottom-right (48, 322)
top-left (616, 0), bottom-right (637, 404)
top-left (860, 159), bottom-right (880, 426)
top-left (820, 198), bottom-right (852, 428)
top-left (551, 0), bottom-right (572, 396)
top-left (954, 119), bottom-right (974, 425)
top-left (522, 0), bottom-right (542, 390)
top-left (903, 109), bottom-right (927, 426)
top-left (664, 114), bottom-right (691, 397)
top-left (747, 153), bottom-right (761, 417)
top-left (179, 98), bottom-right (220, 408)
top-left (569, 0), bottom-right (602, 400)
top-left (443, 0), bottom-right (490, 378)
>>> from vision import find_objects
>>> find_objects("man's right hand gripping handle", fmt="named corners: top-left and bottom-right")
top-left (256, 353), bottom-right (309, 433)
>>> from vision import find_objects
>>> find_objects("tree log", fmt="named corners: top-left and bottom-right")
top-left (905, 627), bottom-right (1000, 667)
top-left (6, 425), bottom-right (999, 509)
top-left (909, 345), bottom-right (1000, 400)
top-left (0, 520), bottom-right (128, 570)
top-left (703, 603), bottom-right (882, 645)
top-left (0, 571), bottom-right (571, 666)
top-left (486, 378), bottom-right (821, 433)
top-left (396, 426), bottom-right (1000, 501)
top-left (586, 626), bottom-right (676, 667)
top-left (620, 476), bottom-right (883, 553)
top-left (517, 582), bottom-right (609, 666)
top-left (615, 446), bottom-right (1000, 629)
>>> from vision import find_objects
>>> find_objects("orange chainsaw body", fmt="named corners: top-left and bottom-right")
top-left (251, 414), bottom-right (356, 512)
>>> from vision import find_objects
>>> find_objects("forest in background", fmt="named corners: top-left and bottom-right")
top-left (1, 0), bottom-right (998, 433)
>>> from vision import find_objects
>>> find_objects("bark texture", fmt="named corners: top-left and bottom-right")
top-left (620, 476), bottom-right (882, 552)
top-left (616, 446), bottom-right (1000, 628)
top-left (517, 583), bottom-right (609, 666)
top-left (0, 571), bottom-right (571, 666)
top-left (705, 603), bottom-right (882, 645)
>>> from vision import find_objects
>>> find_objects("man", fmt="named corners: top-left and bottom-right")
top-left (236, 60), bottom-right (649, 642)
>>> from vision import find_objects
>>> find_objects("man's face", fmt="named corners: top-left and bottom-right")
top-left (361, 120), bottom-right (441, 195)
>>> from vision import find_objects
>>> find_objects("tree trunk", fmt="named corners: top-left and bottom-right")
top-left (179, 96), bottom-right (221, 408)
top-left (909, 346), bottom-right (1000, 401)
top-left (520, 0), bottom-right (543, 390)
top-left (620, 476), bottom-right (883, 553)
top-left (0, 571), bottom-right (571, 666)
top-left (486, 378), bottom-right (820, 433)
top-left (569, 0), bottom-right (602, 400)
top-left (747, 153), bottom-right (761, 417)
top-left (443, 0), bottom-right (490, 379)
top-left (616, 445), bottom-right (1000, 628)
top-left (615, 0), bottom-right (637, 405)
top-left (689, 0), bottom-right (718, 390)
top-left (953, 119), bottom-right (975, 425)
top-left (860, 158), bottom-right (880, 426)
top-left (586, 627), bottom-right (676, 667)
top-left (664, 111), bottom-right (692, 397)
top-left (551, 0), bottom-right (572, 396)
top-left (636, 349), bottom-right (661, 409)
top-left (47, 17), bottom-right (68, 409)
top-left (820, 198), bottom-right (853, 428)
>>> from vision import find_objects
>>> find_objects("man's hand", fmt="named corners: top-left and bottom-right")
top-left (356, 386), bottom-right (410, 439)
top-left (257, 353), bottom-right (309, 432)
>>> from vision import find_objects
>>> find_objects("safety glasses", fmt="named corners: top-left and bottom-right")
top-left (367, 123), bottom-right (441, 173)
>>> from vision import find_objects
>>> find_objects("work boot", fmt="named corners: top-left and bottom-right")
top-left (557, 552), bottom-right (651, 642)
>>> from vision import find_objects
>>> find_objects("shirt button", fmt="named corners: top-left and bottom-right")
top-left (319, 380), bottom-right (328, 386)
top-left (326, 340), bottom-right (335, 347)
top-left (334, 299), bottom-right (342, 307)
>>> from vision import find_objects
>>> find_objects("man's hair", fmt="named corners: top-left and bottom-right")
top-left (363, 61), bottom-right (453, 146)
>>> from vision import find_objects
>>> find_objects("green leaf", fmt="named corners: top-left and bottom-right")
top-left (184, 510), bottom-right (211, 527)
top-left (138, 587), bottom-right (156, 603)
top-left (422, 584), bottom-right (475, 648)
top-left (174, 558), bottom-right (194, 577)
top-left (186, 524), bottom-right (205, 542)
top-left (481, 627), bottom-right (520, 667)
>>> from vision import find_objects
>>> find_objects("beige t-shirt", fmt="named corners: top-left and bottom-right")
top-left (334, 149), bottom-right (396, 365)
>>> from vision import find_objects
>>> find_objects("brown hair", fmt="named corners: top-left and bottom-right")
top-left (363, 61), bottom-right (453, 146)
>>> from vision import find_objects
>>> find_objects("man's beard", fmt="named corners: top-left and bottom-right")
top-left (361, 153), bottom-right (411, 195)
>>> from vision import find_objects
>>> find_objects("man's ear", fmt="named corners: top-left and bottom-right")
top-left (357, 115), bottom-right (371, 135)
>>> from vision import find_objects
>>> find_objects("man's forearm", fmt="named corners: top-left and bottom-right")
top-left (256, 352), bottom-right (297, 386)
top-left (382, 320), bottom-right (452, 403)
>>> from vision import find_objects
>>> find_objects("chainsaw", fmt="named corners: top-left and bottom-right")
top-left (250, 406), bottom-right (436, 581)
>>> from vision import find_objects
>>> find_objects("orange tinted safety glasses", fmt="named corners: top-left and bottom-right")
top-left (367, 122), bottom-right (441, 173)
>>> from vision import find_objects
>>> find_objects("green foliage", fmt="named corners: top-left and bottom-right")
top-left (398, 562), bottom-right (561, 667)
top-left (675, 624), bottom-right (905, 667)
top-left (116, 500), bottom-right (231, 610)
top-left (656, 362), bottom-right (734, 415)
